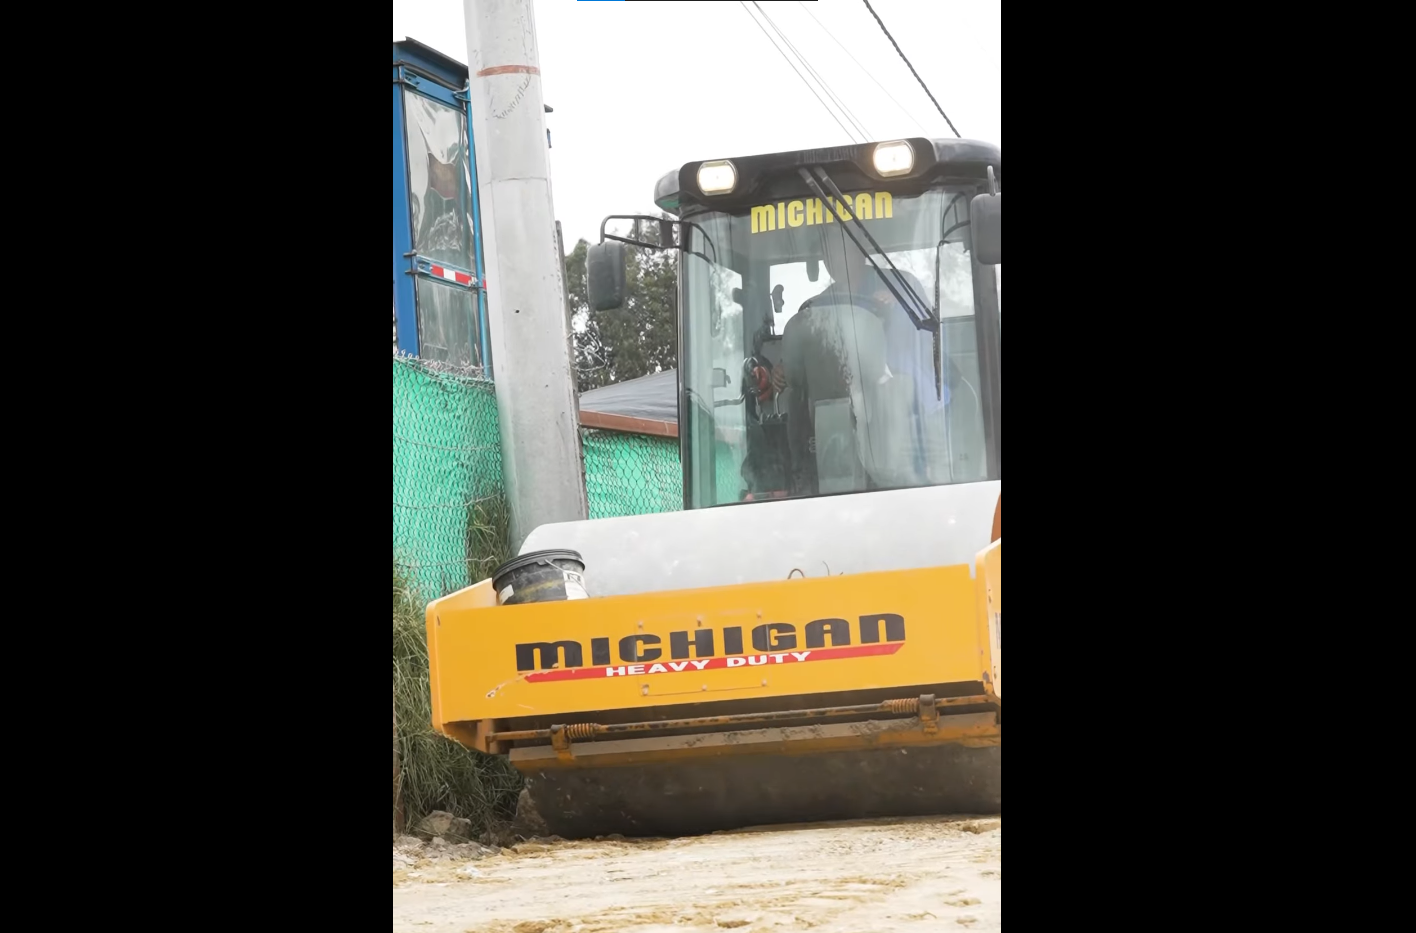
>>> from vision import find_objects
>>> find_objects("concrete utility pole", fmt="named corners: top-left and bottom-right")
top-left (464, 0), bottom-right (588, 551)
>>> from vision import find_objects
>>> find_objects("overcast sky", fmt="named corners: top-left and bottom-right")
top-left (393, 0), bottom-right (1001, 249)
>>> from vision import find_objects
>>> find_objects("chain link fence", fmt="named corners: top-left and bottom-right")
top-left (396, 353), bottom-right (717, 598)
top-left (579, 431), bottom-right (755, 515)
top-left (393, 353), bottom-right (508, 602)
top-left (581, 429), bottom-right (682, 519)
top-left (393, 353), bottom-right (693, 834)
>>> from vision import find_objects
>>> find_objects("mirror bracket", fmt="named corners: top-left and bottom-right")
top-left (598, 215), bottom-right (678, 252)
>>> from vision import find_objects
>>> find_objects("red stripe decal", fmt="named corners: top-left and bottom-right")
top-left (476, 65), bottom-right (540, 77)
top-left (430, 264), bottom-right (445, 278)
top-left (524, 642), bottom-right (903, 684)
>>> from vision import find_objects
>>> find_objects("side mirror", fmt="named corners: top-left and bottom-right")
top-left (969, 193), bottom-right (1001, 265)
top-left (659, 218), bottom-right (675, 249)
top-left (587, 241), bottom-right (627, 311)
top-left (807, 258), bottom-right (820, 282)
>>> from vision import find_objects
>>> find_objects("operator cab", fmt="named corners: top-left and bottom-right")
top-left (588, 137), bottom-right (1001, 510)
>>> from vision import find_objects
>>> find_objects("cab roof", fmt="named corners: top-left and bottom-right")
top-left (653, 137), bottom-right (1000, 215)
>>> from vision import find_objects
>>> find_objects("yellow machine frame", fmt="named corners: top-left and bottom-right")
top-left (426, 538), bottom-right (1000, 761)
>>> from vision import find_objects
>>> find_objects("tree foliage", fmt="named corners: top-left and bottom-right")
top-left (564, 225), bottom-right (678, 393)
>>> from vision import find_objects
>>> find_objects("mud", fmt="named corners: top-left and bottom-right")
top-left (393, 815), bottom-right (1000, 932)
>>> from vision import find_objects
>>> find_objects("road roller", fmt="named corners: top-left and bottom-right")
top-left (426, 136), bottom-right (1001, 838)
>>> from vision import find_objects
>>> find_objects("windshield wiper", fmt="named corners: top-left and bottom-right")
top-left (798, 166), bottom-right (946, 400)
top-left (797, 167), bottom-right (938, 333)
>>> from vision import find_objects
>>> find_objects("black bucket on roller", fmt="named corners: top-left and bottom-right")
top-left (491, 549), bottom-right (588, 606)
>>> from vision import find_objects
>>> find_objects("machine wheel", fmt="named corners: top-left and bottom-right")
top-left (522, 743), bottom-right (1000, 839)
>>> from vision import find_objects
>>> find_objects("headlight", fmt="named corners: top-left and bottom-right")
top-left (697, 160), bottom-right (737, 195)
top-left (872, 140), bottom-right (914, 177)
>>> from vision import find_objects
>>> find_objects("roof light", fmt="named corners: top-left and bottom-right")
top-left (697, 160), bottom-right (737, 195)
top-left (872, 140), bottom-right (914, 177)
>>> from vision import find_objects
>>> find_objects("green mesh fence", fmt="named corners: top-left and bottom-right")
top-left (579, 431), bottom-right (756, 514)
top-left (581, 429), bottom-right (682, 519)
top-left (715, 439), bottom-right (744, 505)
top-left (393, 354), bottom-right (506, 601)
top-left (398, 352), bottom-right (773, 596)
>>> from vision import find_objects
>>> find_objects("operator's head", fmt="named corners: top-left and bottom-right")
top-left (818, 227), bottom-right (873, 293)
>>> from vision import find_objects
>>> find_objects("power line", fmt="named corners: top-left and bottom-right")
top-left (796, 0), bottom-right (930, 136)
top-left (738, 0), bottom-right (861, 143)
top-left (860, 0), bottom-right (960, 137)
top-left (753, 1), bottom-right (874, 142)
top-left (755, 1), bottom-right (871, 141)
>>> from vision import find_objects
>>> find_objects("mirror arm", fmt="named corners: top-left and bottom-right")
top-left (599, 231), bottom-right (668, 251)
top-left (592, 237), bottom-right (711, 270)
top-left (599, 214), bottom-right (673, 251)
top-left (596, 215), bottom-right (719, 265)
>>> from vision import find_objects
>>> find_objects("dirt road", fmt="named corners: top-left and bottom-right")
top-left (393, 816), bottom-right (1000, 933)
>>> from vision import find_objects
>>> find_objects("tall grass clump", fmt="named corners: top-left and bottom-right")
top-left (393, 497), bottom-right (522, 836)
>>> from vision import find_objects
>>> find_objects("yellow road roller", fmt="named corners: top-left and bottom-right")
top-left (426, 136), bottom-right (1001, 838)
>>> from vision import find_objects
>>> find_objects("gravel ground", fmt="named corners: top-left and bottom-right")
top-left (393, 815), bottom-right (1001, 933)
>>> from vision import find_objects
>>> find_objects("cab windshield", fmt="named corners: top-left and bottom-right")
top-left (680, 185), bottom-right (996, 508)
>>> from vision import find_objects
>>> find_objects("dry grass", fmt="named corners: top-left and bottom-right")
top-left (467, 494), bottom-right (512, 585)
top-left (393, 497), bottom-right (523, 837)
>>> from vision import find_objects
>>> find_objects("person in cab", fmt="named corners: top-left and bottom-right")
top-left (771, 228), bottom-right (935, 496)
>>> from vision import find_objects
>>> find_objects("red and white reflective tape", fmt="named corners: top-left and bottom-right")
top-left (428, 264), bottom-right (474, 287)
